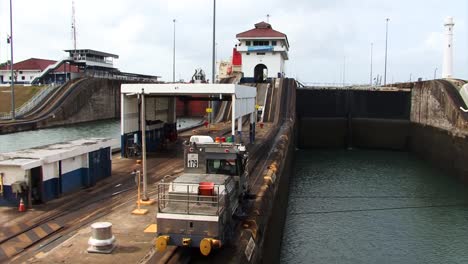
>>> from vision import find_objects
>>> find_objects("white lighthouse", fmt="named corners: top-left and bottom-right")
top-left (442, 17), bottom-right (455, 78)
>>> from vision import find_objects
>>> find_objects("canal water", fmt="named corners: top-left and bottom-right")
top-left (0, 117), bottom-right (202, 153)
top-left (280, 149), bottom-right (468, 263)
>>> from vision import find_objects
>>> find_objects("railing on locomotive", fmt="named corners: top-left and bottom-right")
top-left (157, 182), bottom-right (227, 216)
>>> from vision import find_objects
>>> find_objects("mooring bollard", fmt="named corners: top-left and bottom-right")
top-left (87, 222), bottom-right (116, 254)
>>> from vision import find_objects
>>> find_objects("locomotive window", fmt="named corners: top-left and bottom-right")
top-left (206, 159), bottom-right (238, 176)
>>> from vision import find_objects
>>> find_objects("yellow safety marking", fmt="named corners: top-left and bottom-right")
top-left (144, 224), bottom-right (157, 233)
top-left (35, 252), bottom-right (46, 258)
top-left (47, 222), bottom-right (61, 230)
top-left (16, 233), bottom-right (32, 243)
top-left (33, 227), bottom-right (48, 238)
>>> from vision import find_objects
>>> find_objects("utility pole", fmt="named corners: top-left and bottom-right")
top-left (434, 67), bottom-right (438, 79)
top-left (9, 0), bottom-right (15, 120)
top-left (370, 42), bottom-right (373, 86)
top-left (173, 19), bottom-right (176, 83)
top-left (384, 18), bottom-right (390, 86)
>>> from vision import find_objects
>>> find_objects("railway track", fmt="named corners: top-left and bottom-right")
top-left (0, 124), bottom-right (239, 263)
top-left (0, 152), bottom-right (182, 263)
top-left (159, 80), bottom-right (295, 264)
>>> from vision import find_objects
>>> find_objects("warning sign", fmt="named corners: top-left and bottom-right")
top-left (245, 236), bottom-right (256, 261)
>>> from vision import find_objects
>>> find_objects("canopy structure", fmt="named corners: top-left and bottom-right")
top-left (121, 83), bottom-right (258, 139)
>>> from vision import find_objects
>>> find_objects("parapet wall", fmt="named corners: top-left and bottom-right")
top-left (236, 78), bottom-right (296, 264)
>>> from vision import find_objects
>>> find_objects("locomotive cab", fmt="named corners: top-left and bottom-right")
top-left (155, 136), bottom-right (248, 256)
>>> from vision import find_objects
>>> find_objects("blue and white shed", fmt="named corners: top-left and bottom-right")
top-left (0, 138), bottom-right (117, 206)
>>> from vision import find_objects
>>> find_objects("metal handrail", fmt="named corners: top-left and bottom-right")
top-left (0, 84), bottom-right (60, 120)
top-left (157, 182), bottom-right (227, 216)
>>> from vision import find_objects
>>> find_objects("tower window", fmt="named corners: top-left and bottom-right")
top-left (272, 41), bottom-right (277, 46)
top-left (253, 41), bottom-right (269, 46)
top-left (246, 41), bottom-right (251, 46)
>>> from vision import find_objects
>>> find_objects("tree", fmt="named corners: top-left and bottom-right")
top-left (0, 60), bottom-right (11, 68)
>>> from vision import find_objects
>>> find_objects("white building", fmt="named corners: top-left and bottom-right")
top-left (442, 17), bottom-right (455, 79)
top-left (0, 58), bottom-right (79, 85)
top-left (236, 21), bottom-right (289, 82)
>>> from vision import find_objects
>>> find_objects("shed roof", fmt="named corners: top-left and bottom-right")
top-left (121, 83), bottom-right (256, 99)
top-left (0, 138), bottom-right (117, 170)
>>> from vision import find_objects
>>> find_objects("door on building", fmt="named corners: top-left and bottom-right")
top-left (30, 167), bottom-right (43, 204)
top-left (254, 64), bottom-right (268, 83)
top-left (87, 148), bottom-right (111, 187)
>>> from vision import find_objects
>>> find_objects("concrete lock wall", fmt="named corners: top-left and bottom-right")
top-left (234, 78), bottom-right (296, 264)
top-left (408, 80), bottom-right (468, 183)
top-left (38, 78), bottom-right (121, 128)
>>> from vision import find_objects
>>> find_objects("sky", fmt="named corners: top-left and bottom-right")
top-left (0, 0), bottom-right (467, 84)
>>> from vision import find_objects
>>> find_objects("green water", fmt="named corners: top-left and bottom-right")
top-left (0, 117), bottom-right (202, 153)
top-left (280, 149), bottom-right (468, 264)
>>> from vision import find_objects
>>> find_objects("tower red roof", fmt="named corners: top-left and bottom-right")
top-left (236, 21), bottom-right (287, 39)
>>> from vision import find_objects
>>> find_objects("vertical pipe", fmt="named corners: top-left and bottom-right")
top-left (249, 112), bottom-right (255, 143)
top-left (120, 93), bottom-right (125, 157)
top-left (384, 18), bottom-right (390, 86)
top-left (9, 0), bottom-right (15, 120)
top-left (231, 94), bottom-right (236, 142)
top-left (141, 89), bottom-right (148, 200)
top-left (237, 115), bottom-right (242, 143)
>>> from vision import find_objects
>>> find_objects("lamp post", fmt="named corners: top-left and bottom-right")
top-left (384, 18), bottom-right (390, 86)
top-left (434, 67), bottom-right (438, 79)
top-left (173, 19), bottom-right (176, 83)
top-left (209, 0), bottom-right (216, 124)
top-left (342, 56), bottom-right (346, 87)
top-left (9, 0), bottom-right (15, 120)
top-left (370, 42), bottom-right (373, 86)
top-left (212, 0), bottom-right (216, 83)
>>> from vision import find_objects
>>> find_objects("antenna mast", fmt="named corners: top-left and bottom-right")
top-left (71, 1), bottom-right (77, 53)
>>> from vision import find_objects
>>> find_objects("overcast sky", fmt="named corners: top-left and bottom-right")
top-left (0, 0), bottom-right (467, 83)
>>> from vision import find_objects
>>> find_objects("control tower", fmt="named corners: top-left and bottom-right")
top-left (236, 22), bottom-right (289, 82)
